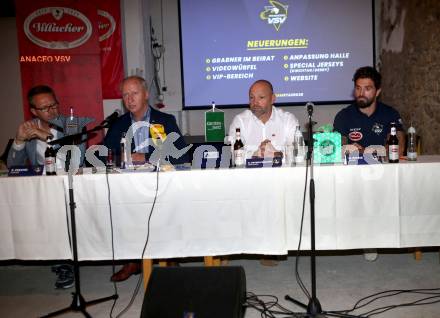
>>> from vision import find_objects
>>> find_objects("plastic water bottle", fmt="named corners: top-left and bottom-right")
top-left (407, 125), bottom-right (417, 161)
top-left (120, 132), bottom-right (127, 168)
top-left (293, 126), bottom-right (305, 163)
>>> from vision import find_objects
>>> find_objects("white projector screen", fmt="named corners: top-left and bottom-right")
top-left (178, 0), bottom-right (375, 109)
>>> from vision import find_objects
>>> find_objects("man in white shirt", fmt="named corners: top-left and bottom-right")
top-left (229, 79), bottom-right (299, 158)
top-left (228, 79), bottom-right (299, 266)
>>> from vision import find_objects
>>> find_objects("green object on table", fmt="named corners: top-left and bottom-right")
top-left (313, 131), bottom-right (342, 164)
top-left (316, 124), bottom-right (333, 133)
top-left (205, 111), bottom-right (225, 142)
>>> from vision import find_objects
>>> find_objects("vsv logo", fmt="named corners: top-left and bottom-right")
top-left (259, 0), bottom-right (289, 31)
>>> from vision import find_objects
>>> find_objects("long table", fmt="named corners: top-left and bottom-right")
top-left (1, 156), bottom-right (440, 262)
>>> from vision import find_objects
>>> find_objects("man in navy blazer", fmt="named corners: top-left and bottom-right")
top-left (104, 75), bottom-right (189, 166)
top-left (105, 75), bottom-right (189, 282)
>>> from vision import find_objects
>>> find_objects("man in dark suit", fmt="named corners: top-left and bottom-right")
top-left (104, 75), bottom-right (188, 166)
top-left (106, 75), bottom-right (189, 282)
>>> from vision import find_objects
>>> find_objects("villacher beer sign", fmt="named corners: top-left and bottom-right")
top-left (97, 10), bottom-right (116, 42)
top-left (23, 7), bottom-right (92, 49)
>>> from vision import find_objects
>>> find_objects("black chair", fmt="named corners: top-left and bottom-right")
top-left (0, 138), bottom-right (13, 165)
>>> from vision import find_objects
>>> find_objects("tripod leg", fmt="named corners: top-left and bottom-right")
top-left (85, 294), bottom-right (119, 307)
top-left (41, 176), bottom-right (118, 318)
top-left (40, 292), bottom-right (117, 318)
top-left (285, 295), bottom-right (308, 310)
top-left (322, 311), bottom-right (367, 318)
top-left (40, 293), bottom-right (89, 318)
top-left (40, 307), bottom-right (74, 318)
top-left (78, 309), bottom-right (92, 318)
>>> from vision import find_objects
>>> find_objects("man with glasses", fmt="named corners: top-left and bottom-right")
top-left (7, 85), bottom-right (77, 289)
top-left (8, 85), bottom-right (63, 167)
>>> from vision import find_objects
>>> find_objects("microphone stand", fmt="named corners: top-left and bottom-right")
top-left (41, 122), bottom-right (118, 318)
top-left (47, 123), bottom-right (110, 148)
top-left (285, 106), bottom-right (364, 318)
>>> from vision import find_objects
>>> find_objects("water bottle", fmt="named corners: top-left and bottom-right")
top-left (65, 107), bottom-right (79, 139)
top-left (407, 125), bottom-right (417, 161)
top-left (120, 132), bottom-right (127, 168)
top-left (293, 126), bottom-right (305, 163)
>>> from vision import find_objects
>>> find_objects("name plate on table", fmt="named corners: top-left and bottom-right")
top-left (344, 152), bottom-right (383, 165)
top-left (246, 156), bottom-right (282, 168)
top-left (8, 165), bottom-right (44, 176)
top-left (345, 153), bottom-right (367, 165)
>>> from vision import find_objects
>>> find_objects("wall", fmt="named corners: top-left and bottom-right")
top-left (0, 18), bottom-right (23, 155)
top-left (379, 0), bottom-right (440, 154)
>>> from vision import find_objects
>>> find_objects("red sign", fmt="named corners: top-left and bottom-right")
top-left (16, 0), bottom-right (104, 145)
top-left (96, 0), bottom-right (124, 99)
top-left (24, 7), bottom-right (92, 49)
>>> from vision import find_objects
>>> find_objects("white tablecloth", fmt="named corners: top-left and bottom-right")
top-left (1, 156), bottom-right (440, 260)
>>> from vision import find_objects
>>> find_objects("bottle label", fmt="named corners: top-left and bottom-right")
top-left (294, 145), bottom-right (306, 163)
top-left (295, 155), bottom-right (305, 163)
top-left (45, 157), bottom-right (56, 173)
top-left (407, 151), bottom-right (417, 160)
top-left (388, 145), bottom-right (399, 161)
top-left (234, 149), bottom-right (245, 166)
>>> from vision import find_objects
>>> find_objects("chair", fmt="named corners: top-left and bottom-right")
top-left (0, 138), bottom-right (13, 168)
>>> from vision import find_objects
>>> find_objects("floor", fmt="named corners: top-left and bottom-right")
top-left (0, 250), bottom-right (439, 318)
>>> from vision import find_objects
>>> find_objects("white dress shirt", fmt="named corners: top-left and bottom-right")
top-left (228, 106), bottom-right (299, 152)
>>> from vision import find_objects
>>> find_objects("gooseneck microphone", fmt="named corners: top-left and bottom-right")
top-left (100, 110), bottom-right (121, 126)
top-left (306, 102), bottom-right (314, 117)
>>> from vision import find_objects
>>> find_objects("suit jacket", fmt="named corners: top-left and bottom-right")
top-left (7, 116), bottom-right (87, 168)
top-left (104, 107), bottom-right (189, 165)
top-left (7, 118), bottom-right (67, 167)
top-left (7, 136), bottom-right (42, 167)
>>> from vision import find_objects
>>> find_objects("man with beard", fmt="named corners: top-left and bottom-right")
top-left (229, 79), bottom-right (299, 159)
top-left (334, 66), bottom-right (405, 262)
top-left (333, 66), bottom-right (404, 155)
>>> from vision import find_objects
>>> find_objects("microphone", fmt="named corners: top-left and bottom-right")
top-left (101, 110), bottom-right (120, 126)
top-left (306, 102), bottom-right (314, 116)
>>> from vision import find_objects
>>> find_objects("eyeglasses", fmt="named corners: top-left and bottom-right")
top-left (32, 102), bottom-right (59, 112)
